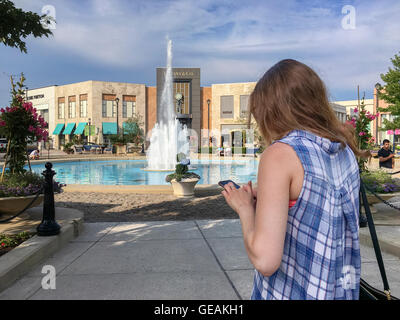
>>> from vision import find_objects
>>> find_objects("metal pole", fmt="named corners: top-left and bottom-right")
top-left (37, 162), bottom-right (60, 236)
top-left (376, 91), bottom-right (379, 145)
top-left (116, 98), bottom-right (120, 135)
top-left (207, 99), bottom-right (211, 147)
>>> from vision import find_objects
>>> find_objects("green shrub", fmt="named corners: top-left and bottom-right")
top-left (0, 231), bottom-right (34, 251)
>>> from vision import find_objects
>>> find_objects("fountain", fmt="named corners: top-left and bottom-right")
top-left (145, 38), bottom-right (190, 171)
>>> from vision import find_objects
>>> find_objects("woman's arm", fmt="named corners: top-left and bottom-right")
top-left (222, 142), bottom-right (293, 276)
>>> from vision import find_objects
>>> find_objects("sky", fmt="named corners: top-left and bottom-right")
top-left (1, 0), bottom-right (400, 107)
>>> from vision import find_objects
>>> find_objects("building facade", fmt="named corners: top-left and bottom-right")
top-left (26, 85), bottom-right (57, 149)
top-left (52, 81), bottom-right (146, 149)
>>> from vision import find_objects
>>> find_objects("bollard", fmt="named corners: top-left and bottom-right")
top-left (37, 162), bottom-right (61, 236)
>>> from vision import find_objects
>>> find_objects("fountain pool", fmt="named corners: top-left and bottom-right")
top-left (27, 159), bottom-right (258, 186)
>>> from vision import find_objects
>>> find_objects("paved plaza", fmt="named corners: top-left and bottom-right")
top-left (1, 219), bottom-right (399, 300)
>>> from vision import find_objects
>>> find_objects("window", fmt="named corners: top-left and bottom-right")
top-left (173, 81), bottom-right (191, 114)
top-left (58, 97), bottom-right (65, 119)
top-left (80, 94), bottom-right (88, 118)
top-left (102, 94), bottom-right (116, 117)
top-left (68, 96), bottom-right (76, 118)
top-left (240, 95), bottom-right (249, 118)
top-left (220, 95), bottom-right (234, 119)
top-left (123, 95), bottom-right (136, 118)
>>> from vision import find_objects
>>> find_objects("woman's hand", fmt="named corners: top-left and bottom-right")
top-left (221, 181), bottom-right (255, 217)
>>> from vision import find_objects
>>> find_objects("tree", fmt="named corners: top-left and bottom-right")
top-left (109, 114), bottom-right (144, 146)
top-left (0, 0), bottom-right (54, 53)
top-left (123, 114), bottom-right (145, 146)
top-left (377, 51), bottom-right (400, 131)
top-left (0, 74), bottom-right (49, 178)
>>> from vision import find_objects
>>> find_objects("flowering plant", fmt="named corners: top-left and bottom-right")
top-left (0, 171), bottom-right (65, 198)
top-left (0, 74), bottom-right (49, 175)
top-left (346, 96), bottom-right (379, 171)
top-left (361, 170), bottom-right (400, 193)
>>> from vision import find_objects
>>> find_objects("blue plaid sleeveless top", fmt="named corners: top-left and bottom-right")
top-left (251, 129), bottom-right (361, 300)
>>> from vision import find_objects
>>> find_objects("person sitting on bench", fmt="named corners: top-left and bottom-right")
top-left (378, 139), bottom-right (395, 169)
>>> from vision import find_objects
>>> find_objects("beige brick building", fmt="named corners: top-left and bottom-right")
top-left (52, 81), bottom-right (146, 149)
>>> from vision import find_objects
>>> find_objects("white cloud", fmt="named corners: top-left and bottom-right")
top-left (4, 0), bottom-right (400, 100)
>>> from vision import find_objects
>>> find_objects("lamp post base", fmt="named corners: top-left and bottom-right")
top-left (37, 220), bottom-right (61, 236)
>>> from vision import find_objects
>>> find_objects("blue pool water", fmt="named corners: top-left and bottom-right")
top-left (28, 160), bottom-right (259, 185)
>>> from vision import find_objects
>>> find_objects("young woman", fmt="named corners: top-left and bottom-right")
top-left (221, 59), bottom-right (370, 300)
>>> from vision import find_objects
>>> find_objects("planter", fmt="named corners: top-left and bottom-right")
top-left (0, 194), bottom-right (44, 216)
top-left (170, 178), bottom-right (199, 198)
top-left (365, 191), bottom-right (400, 205)
top-left (127, 146), bottom-right (142, 154)
top-left (115, 144), bottom-right (127, 155)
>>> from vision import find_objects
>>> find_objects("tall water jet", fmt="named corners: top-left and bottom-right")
top-left (145, 38), bottom-right (190, 170)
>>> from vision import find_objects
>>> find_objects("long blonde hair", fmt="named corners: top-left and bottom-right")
top-left (248, 59), bottom-right (371, 159)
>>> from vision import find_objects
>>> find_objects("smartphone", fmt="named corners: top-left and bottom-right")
top-left (218, 180), bottom-right (241, 189)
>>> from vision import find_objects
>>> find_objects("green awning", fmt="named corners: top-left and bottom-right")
top-left (63, 123), bottom-right (76, 135)
top-left (52, 124), bottom-right (65, 135)
top-left (102, 122), bottom-right (117, 135)
top-left (74, 122), bottom-right (87, 135)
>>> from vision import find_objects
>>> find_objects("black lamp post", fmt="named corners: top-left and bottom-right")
top-left (115, 97), bottom-right (120, 135)
top-left (207, 99), bottom-right (211, 147)
top-left (375, 83), bottom-right (382, 147)
top-left (88, 117), bottom-right (91, 144)
top-left (25, 86), bottom-right (29, 100)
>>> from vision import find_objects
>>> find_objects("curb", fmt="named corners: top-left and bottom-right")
top-left (359, 229), bottom-right (400, 259)
top-left (0, 217), bottom-right (84, 293)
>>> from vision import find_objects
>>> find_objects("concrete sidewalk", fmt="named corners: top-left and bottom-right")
top-left (1, 219), bottom-right (400, 300)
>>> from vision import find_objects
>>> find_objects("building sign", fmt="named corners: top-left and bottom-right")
top-left (173, 71), bottom-right (195, 77)
top-left (27, 94), bottom-right (45, 100)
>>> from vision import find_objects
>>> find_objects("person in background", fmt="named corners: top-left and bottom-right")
top-left (29, 149), bottom-right (40, 160)
top-left (378, 139), bottom-right (395, 170)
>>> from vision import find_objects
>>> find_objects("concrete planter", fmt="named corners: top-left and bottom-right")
top-left (366, 192), bottom-right (400, 205)
top-left (170, 178), bottom-right (199, 198)
top-left (115, 144), bottom-right (127, 155)
top-left (0, 194), bottom-right (44, 215)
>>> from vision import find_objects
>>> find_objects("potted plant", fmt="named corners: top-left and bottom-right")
top-left (166, 154), bottom-right (200, 198)
top-left (0, 74), bottom-right (64, 215)
top-left (124, 115), bottom-right (145, 154)
top-left (0, 171), bottom-right (65, 215)
top-left (109, 134), bottom-right (127, 154)
top-left (62, 142), bottom-right (74, 154)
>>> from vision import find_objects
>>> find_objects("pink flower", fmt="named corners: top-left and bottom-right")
top-left (376, 112), bottom-right (380, 117)
top-left (359, 132), bottom-right (366, 136)
top-left (0, 120), bottom-right (6, 127)
top-left (0, 108), bottom-right (4, 113)
top-left (354, 108), bottom-right (358, 113)
top-left (28, 125), bottom-right (34, 132)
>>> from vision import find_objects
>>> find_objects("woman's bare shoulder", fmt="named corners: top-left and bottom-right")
top-left (260, 142), bottom-right (296, 160)
top-left (259, 142), bottom-right (301, 176)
